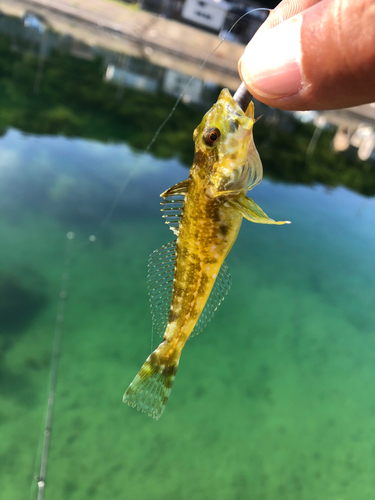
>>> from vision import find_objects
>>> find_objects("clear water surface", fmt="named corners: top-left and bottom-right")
top-left (1, 12), bottom-right (375, 500)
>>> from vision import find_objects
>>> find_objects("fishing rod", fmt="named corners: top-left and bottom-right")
top-left (30, 232), bottom-right (74, 500)
top-left (28, 8), bottom-right (263, 498)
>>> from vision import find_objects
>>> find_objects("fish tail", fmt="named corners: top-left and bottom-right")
top-left (123, 350), bottom-right (179, 420)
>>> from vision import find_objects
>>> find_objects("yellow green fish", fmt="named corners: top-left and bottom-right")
top-left (123, 88), bottom-right (289, 419)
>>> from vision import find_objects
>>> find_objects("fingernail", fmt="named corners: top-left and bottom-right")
top-left (240, 16), bottom-right (303, 99)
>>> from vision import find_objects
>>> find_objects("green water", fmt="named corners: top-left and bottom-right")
top-left (1, 14), bottom-right (375, 500)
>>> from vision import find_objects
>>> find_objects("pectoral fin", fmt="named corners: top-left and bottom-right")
top-left (229, 196), bottom-right (290, 225)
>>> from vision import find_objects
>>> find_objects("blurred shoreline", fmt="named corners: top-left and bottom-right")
top-left (1, 0), bottom-right (243, 89)
top-left (1, 0), bottom-right (375, 160)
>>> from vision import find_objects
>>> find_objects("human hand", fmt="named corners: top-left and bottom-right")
top-left (238, 0), bottom-right (375, 110)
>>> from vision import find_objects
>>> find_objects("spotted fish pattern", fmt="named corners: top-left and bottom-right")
top-left (123, 89), bottom-right (290, 419)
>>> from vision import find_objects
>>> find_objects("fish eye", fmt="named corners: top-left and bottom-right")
top-left (203, 127), bottom-right (221, 147)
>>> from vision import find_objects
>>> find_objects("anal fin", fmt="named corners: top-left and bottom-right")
top-left (148, 242), bottom-right (232, 340)
top-left (190, 260), bottom-right (232, 338)
top-left (148, 241), bottom-right (176, 338)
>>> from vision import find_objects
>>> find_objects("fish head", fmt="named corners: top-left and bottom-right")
top-left (193, 88), bottom-right (263, 197)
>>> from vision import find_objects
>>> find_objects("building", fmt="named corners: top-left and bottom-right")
top-left (140, 0), bottom-right (267, 42)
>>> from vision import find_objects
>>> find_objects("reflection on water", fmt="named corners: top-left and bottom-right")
top-left (1, 7), bottom-right (375, 500)
top-left (0, 11), bottom-right (374, 195)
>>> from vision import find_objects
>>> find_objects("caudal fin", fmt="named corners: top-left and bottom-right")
top-left (123, 352), bottom-right (179, 420)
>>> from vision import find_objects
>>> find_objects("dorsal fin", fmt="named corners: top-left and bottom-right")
top-left (161, 197), bottom-right (184, 236)
top-left (160, 179), bottom-right (189, 236)
top-left (147, 240), bottom-right (231, 339)
top-left (160, 179), bottom-right (189, 198)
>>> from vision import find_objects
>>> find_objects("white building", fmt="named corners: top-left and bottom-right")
top-left (181, 0), bottom-right (231, 31)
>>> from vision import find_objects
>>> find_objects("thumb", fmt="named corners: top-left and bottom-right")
top-left (239, 0), bottom-right (375, 110)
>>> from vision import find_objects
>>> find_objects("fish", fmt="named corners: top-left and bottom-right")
top-left (123, 88), bottom-right (290, 420)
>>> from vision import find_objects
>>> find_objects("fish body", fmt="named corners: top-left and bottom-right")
top-left (124, 88), bottom-right (289, 419)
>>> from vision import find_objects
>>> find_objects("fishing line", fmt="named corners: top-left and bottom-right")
top-left (29, 10), bottom-right (277, 498)
top-left (87, 7), bottom-right (277, 352)
top-left (96, 8), bottom-right (274, 236)
top-left (306, 124), bottom-right (323, 156)
top-left (97, 170), bottom-right (133, 231)
top-left (29, 232), bottom-right (75, 500)
top-left (92, 6), bottom-right (290, 239)
top-left (146, 7), bottom-right (273, 152)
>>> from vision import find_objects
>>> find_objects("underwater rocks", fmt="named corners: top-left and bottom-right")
top-left (0, 270), bottom-right (48, 343)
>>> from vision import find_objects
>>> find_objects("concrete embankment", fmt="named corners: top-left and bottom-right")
top-left (1, 0), bottom-right (244, 89)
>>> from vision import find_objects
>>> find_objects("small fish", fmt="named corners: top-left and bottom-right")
top-left (123, 88), bottom-right (289, 419)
